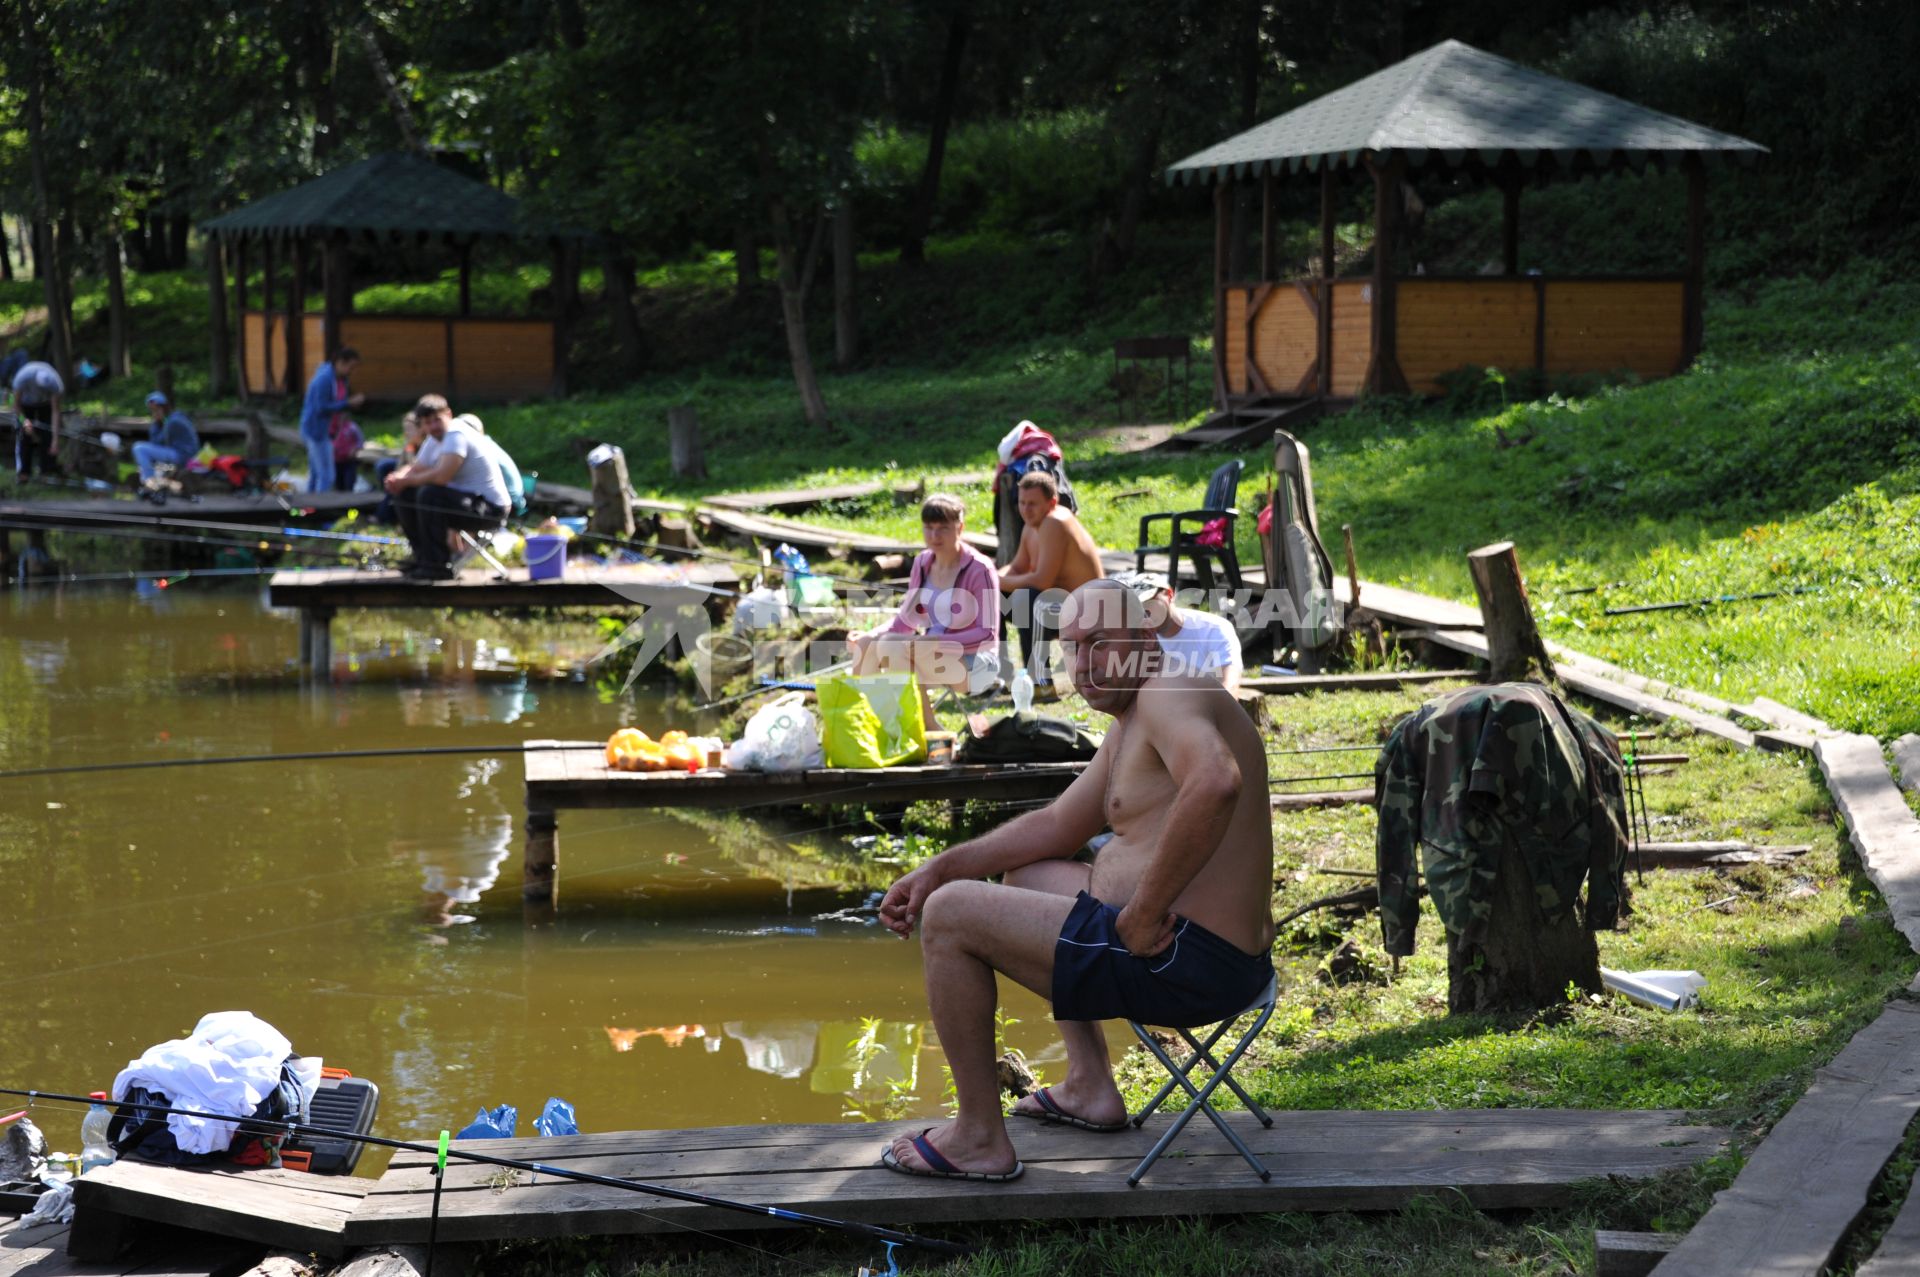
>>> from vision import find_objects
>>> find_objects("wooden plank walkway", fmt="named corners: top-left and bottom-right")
top-left (65, 1163), bottom-right (369, 1262)
top-left (344, 1109), bottom-right (1726, 1245)
top-left (1816, 734), bottom-right (1920, 953)
top-left (1, 1214), bottom-right (262, 1277)
top-left (0, 490), bottom-right (373, 531)
top-left (1649, 1001), bottom-right (1920, 1276)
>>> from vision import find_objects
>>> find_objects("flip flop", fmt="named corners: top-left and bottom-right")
top-left (1010, 1086), bottom-right (1130, 1133)
top-left (879, 1128), bottom-right (1024, 1182)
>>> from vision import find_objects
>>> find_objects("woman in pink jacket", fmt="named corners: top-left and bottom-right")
top-left (848, 493), bottom-right (1003, 722)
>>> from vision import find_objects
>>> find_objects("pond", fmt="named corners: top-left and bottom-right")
top-left (0, 586), bottom-right (1092, 1171)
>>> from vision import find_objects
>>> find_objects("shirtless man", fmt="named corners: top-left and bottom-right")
top-left (998, 471), bottom-right (1105, 678)
top-left (877, 578), bottom-right (1275, 1180)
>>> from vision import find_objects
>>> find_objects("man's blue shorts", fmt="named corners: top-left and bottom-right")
top-left (1051, 891), bottom-right (1273, 1028)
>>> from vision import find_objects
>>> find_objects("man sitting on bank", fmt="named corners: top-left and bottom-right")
top-left (997, 470), bottom-right (1104, 679)
top-left (1117, 570), bottom-right (1244, 691)
top-left (132, 391), bottom-right (201, 483)
top-left (876, 578), bottom-right (1275, 1181)
top-left (382, 395), bottom-right (511, 581)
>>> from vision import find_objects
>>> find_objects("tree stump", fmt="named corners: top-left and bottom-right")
top-left (656, 516), bottom-right (701, 551)
top-left (1468, 541), bottom-right (1555, 684)
top-left (667, 404), bottom-right (707, 480)
top-left (1445, 823), bottom-right (1602, 1014)
top-left (587, 447), bottom-right (635, 540)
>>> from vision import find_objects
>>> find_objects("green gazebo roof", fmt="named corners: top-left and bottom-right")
top-left (1166, 39), bottom-right (1766, 183)
top-left (203, 151), bottom-right (578, 242)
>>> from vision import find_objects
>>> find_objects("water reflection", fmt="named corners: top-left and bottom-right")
top-left (0, 586), bottom-right (1111, 1162)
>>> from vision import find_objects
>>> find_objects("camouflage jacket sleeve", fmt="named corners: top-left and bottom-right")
top-left (1571, 711), bottom-right (1632, 930)
top-left (1374, 711), bottom-right (1426, 957)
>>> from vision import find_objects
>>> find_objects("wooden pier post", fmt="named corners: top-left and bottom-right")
top-left (1468, 541), bottom-right (1554, 684)
top-left (588, 448), bottom-right (636, 539)
top-left (523, 807), bottom-right (559, 908)
top-left (299, 606), bottom-right (334, 680)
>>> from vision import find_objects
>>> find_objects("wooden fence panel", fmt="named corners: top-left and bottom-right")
top-left (241, 312), bottom-right (283, 396)
top-left (1223, 290), bottom-right (1249, 395)
top-left (1397, 280), bottom-right (1537, 394)
top-left (1544, 281), bottom-right (1684, 381)
top-left (1329, 281), bottom-right (1372, 397)
top-left (340, 316), bottom-right (452, 402)
top-left (1251, 287), bottom-right (1316, 394)
top-left (452, 320), bottom-right (555, 400)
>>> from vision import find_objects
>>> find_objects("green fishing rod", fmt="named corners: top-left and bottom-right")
top-left (1602, 586), bottom-right (1816, 616)
top-left (0, 1086), bottom-right (973, 1257)
top-left (0, 742), bottom-right (610, 782)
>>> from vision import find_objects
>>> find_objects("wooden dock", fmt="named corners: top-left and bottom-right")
top-left (266, 563), bottom-right (740, 679)
top-left (339, 1109), bottom-right (1725, 1245)
top-left (0, 1211), bottom-right (266, 1277)
top-left (0, 489), bottom-right (375, 531)
top-left (521, 740), bottom-right (1086, 907)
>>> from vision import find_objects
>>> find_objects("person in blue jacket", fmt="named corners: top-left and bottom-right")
top-left (299, 347), bottom-right (364, 493)
top-left (132, 391), bottom-right (201, 482)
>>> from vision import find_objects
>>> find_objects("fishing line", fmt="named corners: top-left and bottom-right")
top-left (0, 742), bottom-right (624, 781)
top-left (0, 1087), bottom-right (972, 1256)
top-left (19, 565), bottom-right (289, 587)
top-left (0, 515), bottom-right (355, 561)
top-left (0, 503), bottom-right (405, 546)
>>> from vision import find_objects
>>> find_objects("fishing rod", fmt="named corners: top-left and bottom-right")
top-left (0, 1087), bottom-right (972, 1258)
top-left (1602, 586), bottom-right (1816, 617)
top-left (0, 742), bottom-right (614, 782)
top-left (16, 565), bottom-right (287, 588)
top-left (0, 502), bottom-right (406, 546)
top-left (0, 515), bottom-right (362, 562)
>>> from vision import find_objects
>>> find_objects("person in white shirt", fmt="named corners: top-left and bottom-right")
top-left (382, 395), bottom-right (512, 580)
top-left (1117, 571), bottom-right (1243, 691)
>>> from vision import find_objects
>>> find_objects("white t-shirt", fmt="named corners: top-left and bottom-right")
top-left (1157, 608), bottom-right (1242, 683)
top-left (416, 422), bottom-right (511, 509)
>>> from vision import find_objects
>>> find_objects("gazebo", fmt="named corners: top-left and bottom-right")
top-left (1166, 40), bottom-right (1766, 408)
top-left (202, 152), bottom-right (585, 404)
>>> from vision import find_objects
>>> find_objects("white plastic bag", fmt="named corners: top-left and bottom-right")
top-left (728, 693), bottom-right (821, 772)
top-left (733, 584), bottom-right (791, 634)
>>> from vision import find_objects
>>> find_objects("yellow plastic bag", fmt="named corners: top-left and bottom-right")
top-left (817, 673), bottom-right (927, 768)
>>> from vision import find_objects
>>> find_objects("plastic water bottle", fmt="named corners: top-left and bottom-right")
top-left (1011, 667), bottom-right (1035, 713)
top-left (80, 1092), bottom-right (114, 1174)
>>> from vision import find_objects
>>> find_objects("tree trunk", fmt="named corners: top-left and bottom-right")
top-left (1468, 541), bottom-right (1555, 684)
top-left (323, 237), bottom-right (351, 355)
top-left (23, 30), bottom-right (72, 379)
top-left (602, 244), bottom-right (647, 369)
top-left (667, 404), bottom-right (707, 479)
top-left (1099, 119), bottom-right (1162, 277)
top-left (733, 224), bottom-right (760, 298)
top-left (208, 234), bottom-right (232, 398)
top-left (1445, 827), bottom-right (1601, 1014)
top-left (768, 194), bottom-right (830, 428)
top-left (167, 214), bottom-right (188, 270)
top-left (0, 218), bottom-right (13, 283)
top-left (832, 199), bottom-right (857, 368)
top-left (901, 6), bottom-right (969, 264)
top-left (106, 235), bottom-right (131, 378)
top-left (588, 446), bottom-right (635, 539)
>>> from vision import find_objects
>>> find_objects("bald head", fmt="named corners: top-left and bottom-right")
top-left (1061, 579), bottom-right (1156, 712)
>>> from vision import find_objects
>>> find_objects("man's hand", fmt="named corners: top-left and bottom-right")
top-left (348, 393), bottom-right (366, 409)
top-left (383, 471), bottom-right (406, 494)
top-left (878, 861), bottom-right (946, 938)
top-left (1115, 902), bottom-right (1176, 958)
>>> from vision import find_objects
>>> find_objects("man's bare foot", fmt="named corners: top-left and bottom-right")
top-left (884, 1120), bottom-right (1019, 1176)
top-left (1010, 1080), bottom-right (1128, 1130)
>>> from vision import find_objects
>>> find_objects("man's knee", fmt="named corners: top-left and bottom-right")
top-left (919, 879), bottom-right (992, 946)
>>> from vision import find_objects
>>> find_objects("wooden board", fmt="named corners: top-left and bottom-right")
top-left (267, 563), bottom-right (739, 612)
top-left (1244, 669), bottom-right (1480, 695)
top-left (1857, 1165), bottom-right (1920, 1276)
top-left (1223, 289), bottom-right (1249, 395)
top-left (1417, 629), bottom-right (1757, 749)
top-left (1332, 579), bottom-right (1484, 633)
top-left (524, 742), bottom-right (1087, 812)
top-left (1329, 281), bottom-right (1372, 397)
top-left (0, 1216), bottom-right (260, 1277)
top-left (1251, 287), bottom-right (1316, 392)
top-left (1814, 734), bottom-right (1920, 953)
top-left (1595, 1230), bottom-right (1681, 1277)
top-left (344, 1108), bottom-right (1725, 1245)
top-left (0, 491), bottom-right (373, 531)
top-left (66, 1163), bottom-right (368, 1261)
top-left (1650, 1001), bottom-right (1920, 1277)
top-left (1273, 787), bottom-right (1373, 811)
top-left (1543, 282), bottom-right (1684, 381)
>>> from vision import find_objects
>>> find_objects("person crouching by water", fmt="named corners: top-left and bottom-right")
top-left (133, 391), bottom-right (200, 483)
top-left (876, 578), bottom-right (1274, 1181)
top-left (846, 493), bottom-right (1001, 727)
top-left (382, 395), bottom-right (510, 581)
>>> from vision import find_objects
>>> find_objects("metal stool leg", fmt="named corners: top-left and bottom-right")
top-left (1125, 996), bottom-right (1278, 1185)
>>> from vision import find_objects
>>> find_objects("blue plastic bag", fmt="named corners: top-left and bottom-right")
top-left (455, 1104), bottom-right (517, 1140)
top-left (534, 1097), bottom-right (578, 1137)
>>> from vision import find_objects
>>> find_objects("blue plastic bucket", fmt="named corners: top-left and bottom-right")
top-left (526, 534), bottom-right (567, 581)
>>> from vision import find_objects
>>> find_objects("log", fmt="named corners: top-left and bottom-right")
top-left (656, 516), bottom-right (700, 551)
top-left (1634, 841), bottom-right (1811, 869)
top-left (1893, 733), bottom-right (1920, 795)
top-left (1596, 1231), bottom-right (1682, 1277)
top-left (1467, 541), bottom-right (1554, 684)
top-left (1447, 816), bottom-right (1601, 1014)
top-left (667, 404), bottom-right (707, 480)
top-left (587, 447), bottom-right (635, 540)
top-left (332, 1243), bottom-right (462, 1277)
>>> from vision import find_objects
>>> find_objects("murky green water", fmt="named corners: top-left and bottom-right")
top-left (0, 587), bottom-right (1083, 1172)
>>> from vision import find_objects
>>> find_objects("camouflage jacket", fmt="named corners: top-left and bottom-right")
top-left (1373, 682), bottom-right (1631, 957)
